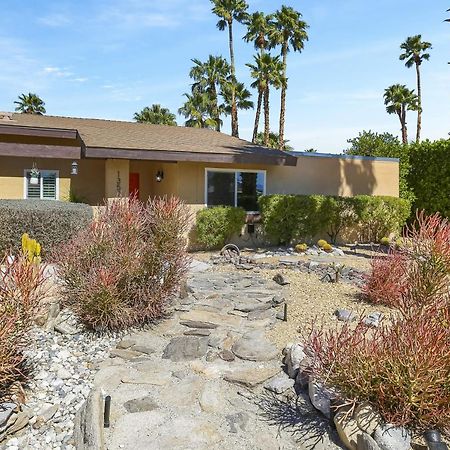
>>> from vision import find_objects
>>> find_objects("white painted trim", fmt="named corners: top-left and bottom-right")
top-left (23, 169), bottom-right (60, 200)
top-left (204, 168), bottom-right (266, 212)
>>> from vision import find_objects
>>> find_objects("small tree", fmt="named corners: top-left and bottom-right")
top-left (133, 104), bottom-right (177, 126)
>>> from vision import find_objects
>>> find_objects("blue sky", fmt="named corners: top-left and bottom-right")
top-left (1, 0), bottom-right (449, 152)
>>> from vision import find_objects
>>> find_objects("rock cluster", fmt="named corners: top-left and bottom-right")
top-left (281, 343), bottom-right (413, 450)
top-left (1, 322), bottom-right (117, 449)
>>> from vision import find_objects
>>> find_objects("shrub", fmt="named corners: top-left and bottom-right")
top-left (196, 206), bottom-right (246, 249)
top-left (0, 252), bottom-right (47, 400)
top-left (295, 243), bottom-right (308, 253)
top-left (259, 194), bottom-right (409, 245)
top-left (0, 200), bottom-right (93, 256)
top-left (258, 195), bottom-right (325, 245)
top-left (302, 309), bottom-right (450, 434)
top-left (362, 252), bottom-right (409, 307)
top-left (53, 197), bottom-right (191, 331)
top-left (379, 237), bottom-right (390, 246)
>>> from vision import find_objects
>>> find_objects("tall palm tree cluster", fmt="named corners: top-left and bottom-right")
top-left (177, 2), bottom-right (308, 149)
top-left (384, 35), bottom-right (432, 144)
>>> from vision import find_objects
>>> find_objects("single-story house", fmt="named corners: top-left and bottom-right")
top-left (0, 112), bottom-right (399, 219)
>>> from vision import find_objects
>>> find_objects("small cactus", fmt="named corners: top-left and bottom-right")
top-left (295, 243), bottom-right (308, 253)
top-left (380, 237), bottom-right (390, 246)
top-left (21, 233), bottom-right (41, 264)
top-left (322, 243), bottom-right (333, 253)
top-left (317, 239), bottom-right (328, 249)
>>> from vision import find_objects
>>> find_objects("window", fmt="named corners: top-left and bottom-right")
top-left (205, 169), bottom-right (265, 212)
top-left (24, 170), bottom-right (59, 200)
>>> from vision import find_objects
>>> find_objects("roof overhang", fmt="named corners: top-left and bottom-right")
top-left (0, 123), bottom-right (78, 140)
top-left (0, 142), bottom-right (81, 159)
top-left (85, 146), bottom-right (297, 166)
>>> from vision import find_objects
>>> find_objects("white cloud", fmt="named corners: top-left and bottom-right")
top-left (43, 66), bottom-right (73, 77)
top-left (37, 13), bottom-right (71, 27)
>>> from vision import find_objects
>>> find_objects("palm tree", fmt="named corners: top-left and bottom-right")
top-left (399, 35), bottom-right (432, 142)
top-left (243, 11), bottom-right (270, 142)
top-left (189, 55), bottom-right (230, 131)
top-left (221, 81), bottom-right (253, 115)
top-left (210, 0), bottom-right (249, 138)
top-left (255, 131), bottom-right (293, 150)
top-left (178, 91), bottom-right (218, 129)
top-left (267, 6), bottom-right (308, 149)
top-left (133, 104), bottom-right (177, 125)
top-left (383, 84), bottom-right (419, 144)
top-left (247, 53), bottom-right (284, 146)
top-left (14, 93), bottom-right (46, 114)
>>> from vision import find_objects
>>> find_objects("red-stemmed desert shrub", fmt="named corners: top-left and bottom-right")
top-left (0, 253), bottom-right (47, 400)
top-left (363, 211), bottom-right (450, 309)
top-left (302, 211), bottom-right (450, 435)
top-left (53, 197), bottom-right (191, 331)
top-left (362, 251), bottom-right (409, 307)
top-left (303, 306), bottom-right (450, 434)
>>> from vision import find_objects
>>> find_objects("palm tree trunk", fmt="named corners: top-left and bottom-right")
top-left (279, 43), bottom-right (288, 149)
top-left (252, 88), bottom-right (263, 143)
top-left (211, 83), bottom-right (220, 132)
top-left (415, 62), bottom-right (421, 143)
top-left (228, 20), bottom-right (239, 137)
top-left (399, 108), bottom-right (407, 144)
top-left (264, 86), bottom-right (270, 146)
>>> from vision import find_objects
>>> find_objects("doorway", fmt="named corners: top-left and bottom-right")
top-left (129, 172), bottom-right (140, 199)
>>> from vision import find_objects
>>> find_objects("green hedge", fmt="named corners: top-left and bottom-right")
top-left (408, 139), bottom-right (450, 218)
top-left (196, 206), bottom-right (246, 249)
top-left (0, 200), bottom-right (93, 255)
top-left (259, 194), bottom-right (410, 245)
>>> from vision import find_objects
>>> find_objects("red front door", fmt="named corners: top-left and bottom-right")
top-left (129, 173), bottom-right (140, 199)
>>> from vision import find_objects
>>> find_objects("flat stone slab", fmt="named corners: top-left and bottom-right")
top-left (179, 310), bottom-right (243, 330)
top-left (121, 370), bottom-right (171, 386)
top-left (224, 367), bottom-right (280, 388)
top-left (184, 328), bottom-right (211, 336)
top-left (180, 320), bottom-right (218, 329)
top-left (232, 331), bottom-right (278, 361)
top-left (123, 396), bottom-right (159, 413)
top-left (233, 300), bottom-right (272, 313)
top-left (264, 373), bottom-right (295, 394)
top-left (162, 336), bottom-right (208, 362)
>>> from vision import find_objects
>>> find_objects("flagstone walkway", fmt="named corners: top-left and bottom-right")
top-left (88, 264), bottom-right (343, 450)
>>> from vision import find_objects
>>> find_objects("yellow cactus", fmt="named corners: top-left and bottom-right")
top-left (317, 239), bottom-right (328, 249)
top-left (295, 243), bottom-right (308, 253)
top-left (21, 233), bottom-right (42, 264)
top-left (322, 243), bottom-right (333, 252)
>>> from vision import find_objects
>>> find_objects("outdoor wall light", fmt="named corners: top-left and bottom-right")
top-left (71, 161), bottom-right (79, 175)
top-left (156, 170), bottom-right (164, 182)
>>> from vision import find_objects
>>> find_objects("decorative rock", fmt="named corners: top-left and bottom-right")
top-left (283, 343), bottom-right (306, 378)
top-left (132, 345), bottom-right (156, 355)
top-left (233, 300), bottom-right (272, 313)
top-left (271, 295), bottom-right (285, 306)
top-left (54, 321), bottom-right (78, 335)
top-left (4, 412), bottom-right (29, 436)
top-left (218, 349), bottom-right (235, 362)
top-left (355, 403), bottom-right (382, 435)
top-left (199, 385), bottom-right (222, 413)
top-left (123, 396), bottom-right (158, 413)
top-left (183, 328), bottom-right (211, 336)
top-left (357, 432), bottom-right (382, 450)
top-left (231, 330), bottom-right (278, 361)
top-left (247, 309), bottom-right (274, 321)
top-left (0, 403), bottom-right (16, 427)
top-left (224, 367), bottom-right (280, 388)
top-left (109, 349), bottom-right (141, 360)
top-left (180, 320), bottom-right (218, 329)
top-left (179, 310), bottom-right (243, 330)
top-left (116, 339), bottom-right (136, 349)
top-left (334, 411), bottom-right (361, 450)
top-left (273, 273), bottom-right (290, 286)
top-left (364, 312), bottom-right (383, 328)
top-left (57, 367), bottom-right (72, 380)
top-left (308, 379), bottom-right (333, 418)
top-left (264, 373), bottom-right (295, 394)
top-left (226, 412), bottom-right (249, 433)
top-left (162, 336), bottom-right (208, 362)
top-left (373, 424), bottom-right (411, 450)
top-left (334, 309), bottom-right (357, 322)
top-left (333, 248), bottom-right (345, 257)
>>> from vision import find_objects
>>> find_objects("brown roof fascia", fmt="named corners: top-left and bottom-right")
top-left (0, 123), bottom-right (79, 140)
top-left (85, 146), bottom-right (297, 166)
top-left (0, 142), bottom-right (81, 159)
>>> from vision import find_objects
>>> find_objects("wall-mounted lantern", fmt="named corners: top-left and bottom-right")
top-left (71, 161), bottom-right (79, 175)
top-left (156, 170), bottom-right (164, 182)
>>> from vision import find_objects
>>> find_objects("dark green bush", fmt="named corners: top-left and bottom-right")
top-left (259, 194), bottom-right (410, 244)
top-left (0, 200), bottom-right (93, 255)
top-left (196, 206), bottom-right (246, 249)
top-left (408, 139), bottom-right (450, 218)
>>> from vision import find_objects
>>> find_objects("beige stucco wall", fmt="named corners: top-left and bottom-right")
top-left (267, 155), bottom-right (399, 197)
